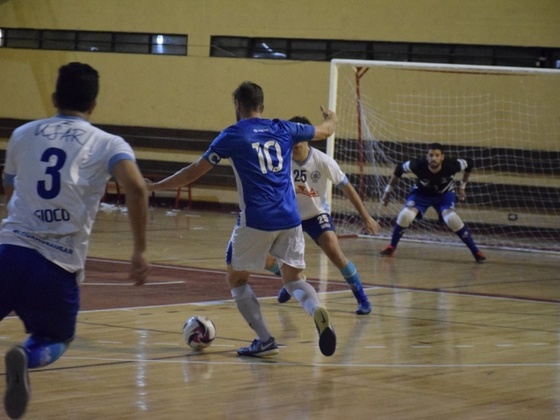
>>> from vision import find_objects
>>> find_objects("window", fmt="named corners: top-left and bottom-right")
top-left (3, 28), bottom-right (40, 49)
top-left (372, 42), bottom-right (409, 61)
top-left (114, 33), bottom-right (150, 54)
top-left (0, 28), bottom-right (187, 56)
top-left (78, 32), bottom-right (113, 53)
top-left (410, 44), bottom-right (451, 64)
top-left (211, 37), bottom-right (250, 58)
top-left (43, 30), bottom-right (76, 51)
top-left (291, 39), bottom-right (328, 61)
top-left (151, 34), bottom-right (188, 55)
top-left (251, 39), bottom-right (287, 59)
top-left (210, 35), bottom-right (560, 68)
top-left (494, 46), bottom-right (544, 67)
top-left (451, 45), bottom-right (494, 65)
top-left (330, 41), bottom-right (369, 60)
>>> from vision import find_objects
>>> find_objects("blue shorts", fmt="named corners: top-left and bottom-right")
top-left (405, 190), bottom-right (456, 219)
top-left (0, 244), bottom-right (79, 342)
top-left (302, 213), bottom-right (335, 242)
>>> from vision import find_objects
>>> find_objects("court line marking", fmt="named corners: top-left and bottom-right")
top-left (57, 355), bottom-right (560, 368)
top-left (81, 257), bottom-right (560, 314)
top-left (83, 281), bottom-right (185, 286)
top-left (92, 257), bottom-right (560, 300)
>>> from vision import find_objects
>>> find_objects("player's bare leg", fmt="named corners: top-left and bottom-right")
top-left (317, 231), bottom-right (372, 315)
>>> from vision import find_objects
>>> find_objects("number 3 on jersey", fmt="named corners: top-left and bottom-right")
top-left (37, 147), bottom-right (67, 199)
top-left (252, 141), bottom-right (283, 174)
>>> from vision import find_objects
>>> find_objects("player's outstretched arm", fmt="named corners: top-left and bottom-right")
top-left (112, 159), bottom-right (150, 286)
top-left (147, 157), bottom-right (214, 192)
top-left (457, 170), bottom-right (471, 202)
top-left (341, 182), bottom-right (380, 235)
top-left (381, 175), bottom-right (399, 206)
top-left (312, 106), bottom-right (337, 140)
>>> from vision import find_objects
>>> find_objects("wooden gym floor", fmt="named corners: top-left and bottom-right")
top-left (1, 205), bottom-right (560, 419)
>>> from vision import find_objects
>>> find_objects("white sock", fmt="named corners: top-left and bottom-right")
top-left (284, 279), bottom-right (321, 316)
top-left (231, 284), bottom-right (272, 341)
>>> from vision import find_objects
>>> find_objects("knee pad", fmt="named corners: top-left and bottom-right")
top-left (396, 207), bottom-right (417, 228)
top-left (442, 211), bottom-right (464, 232)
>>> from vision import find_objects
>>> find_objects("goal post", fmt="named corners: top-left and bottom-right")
top-left (327, 59), bottom-right (560, 252)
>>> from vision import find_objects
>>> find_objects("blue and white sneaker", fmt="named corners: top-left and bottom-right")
top-left (313, 307), bottom-right (336, 357)
top-left (4, 346), bottom-right (30, 420)
top-left (277, 287), bottom-right (292, 304)
top-left (356, 300), bottom-right (372, 315)
top-left (237, 337), bottom-right (279, 357)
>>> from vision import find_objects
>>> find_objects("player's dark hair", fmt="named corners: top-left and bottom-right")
top-left (427, 142), bottom-right (444, 154)
top-left (233, 81), bottom-right (264, 111)
top-left (55, 62), bottom-right (99, 112)
top-left (289, 116), bottom-right (311, 125)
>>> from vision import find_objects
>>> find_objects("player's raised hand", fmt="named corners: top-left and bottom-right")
top-left (320, 105), bottom-right (336, 121)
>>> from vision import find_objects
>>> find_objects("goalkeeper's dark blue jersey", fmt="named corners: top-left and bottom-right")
top-left (203, 118), bottom-right (315, 231)
top-left (394, 157), bottom-right (472, 196)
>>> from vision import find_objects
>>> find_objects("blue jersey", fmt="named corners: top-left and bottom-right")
top-left (203, 118), bottom-right (315, 231)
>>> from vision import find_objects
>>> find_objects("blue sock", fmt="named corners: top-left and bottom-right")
top-left (455, 226), bottom-right (479, 254)
top-left (340, 261), bottom-right (368, 303)
top-left (266, 262), bottom-right (281, 277)
top-left (390, 224), bottom-right (406, 248)
top-left (23, 336), bottom-right (69, 369)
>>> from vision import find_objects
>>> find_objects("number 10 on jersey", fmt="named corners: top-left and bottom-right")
top-left (252, 141), bottom-right (284, 174)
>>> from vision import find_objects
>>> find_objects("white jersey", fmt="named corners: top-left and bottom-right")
top-left (0, 115), bottom-right (136, 280)
top-left (292, 147), bottom-right (348, 220)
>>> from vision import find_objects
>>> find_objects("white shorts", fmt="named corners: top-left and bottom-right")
top-left (226, 225), bottom-right (305, 271)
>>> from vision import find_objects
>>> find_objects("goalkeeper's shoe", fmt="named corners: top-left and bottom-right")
top-left (474, 251), bottom-right (487, 263)
top-left (379, 245), bottom-right (395, 257)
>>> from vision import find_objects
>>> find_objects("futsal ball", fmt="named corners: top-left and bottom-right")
top-left (182, 316), bottom-right (216, 350)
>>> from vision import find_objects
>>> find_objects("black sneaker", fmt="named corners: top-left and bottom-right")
top-left (277, 287), bottom-right (292, 304)
top-left (237, 337), bottom-right (279, 357)
top-left (313, 307), bottom-right (336, 356)
top-left (4, 346), bottom-right (30, 420)
top-left (379, 245), bottom-right (395, 257)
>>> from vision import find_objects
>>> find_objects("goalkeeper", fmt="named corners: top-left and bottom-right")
top-left (380, 142), bottom-right (486, 263)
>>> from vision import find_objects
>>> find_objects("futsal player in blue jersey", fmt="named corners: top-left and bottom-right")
top-left (379, 142), bottom-right (486, 263)
top-left (147, 81), bottom-right (338, 357)
top-left (0, 62), bottom-right (149, 419)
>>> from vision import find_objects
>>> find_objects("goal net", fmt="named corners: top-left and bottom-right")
top-left (327, 59), bottom-right (560, 253)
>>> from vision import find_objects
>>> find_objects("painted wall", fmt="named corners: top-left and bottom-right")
top-left (0, 0), bottom-right (559, 131)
